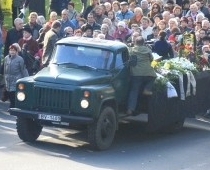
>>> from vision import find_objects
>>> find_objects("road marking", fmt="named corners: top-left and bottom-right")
top-left (0, 146), bottom-right (7, 149)
top-left (0, 125), bottom-right (16, 131)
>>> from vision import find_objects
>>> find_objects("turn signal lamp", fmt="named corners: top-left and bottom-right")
top-left (84, 91), bottom-right (90, 98)
top-left (18, 83), bottom-right (25, 90)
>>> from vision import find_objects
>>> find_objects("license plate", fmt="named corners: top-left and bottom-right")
top-left (38, 114), bottom-right (61, 122)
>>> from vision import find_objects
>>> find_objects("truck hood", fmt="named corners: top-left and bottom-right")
top-left (34, 65), bottom-right (112, 86)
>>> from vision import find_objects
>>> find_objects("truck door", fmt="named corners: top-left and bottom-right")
top-left (112, 50), bottom-right (130, 104)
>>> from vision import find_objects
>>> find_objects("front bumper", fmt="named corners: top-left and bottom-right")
top-left (9, 108), bottom-right (94, 125)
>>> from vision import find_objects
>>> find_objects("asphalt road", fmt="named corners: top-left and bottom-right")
top-left (1, 97), bottom-right (210, 170)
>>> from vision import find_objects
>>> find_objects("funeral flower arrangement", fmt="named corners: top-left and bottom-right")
top-left (152, 57), bottom-right (198, 79)
top-left (151, 56), bottom-right (198, 95)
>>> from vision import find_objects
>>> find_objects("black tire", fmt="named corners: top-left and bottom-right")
top-left (165, 117), bottom-right (185, 133)
top-left (16, 117), bottom-right (43, 142)
top-left (88, 106), bottom-right (116, 150)
top-left (147, 92), bottom-right (184, 133)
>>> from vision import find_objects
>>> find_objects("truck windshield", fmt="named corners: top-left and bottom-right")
top-left (51, 45), bottom-right (115, 70)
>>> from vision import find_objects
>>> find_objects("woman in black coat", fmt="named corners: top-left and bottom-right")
top-left (153, 30), bottom-right (174, 60)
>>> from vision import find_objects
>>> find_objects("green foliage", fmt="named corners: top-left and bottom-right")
top-left (153, 77), bottom-right (168, 92)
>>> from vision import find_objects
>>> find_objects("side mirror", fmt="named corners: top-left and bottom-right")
top-left (129, 55), bottom-right (137, 67)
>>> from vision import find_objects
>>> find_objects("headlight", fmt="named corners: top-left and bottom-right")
top-left (80, 99), bottom-right (89, 109)
top-left (17, 92), bottom-right (26, 101)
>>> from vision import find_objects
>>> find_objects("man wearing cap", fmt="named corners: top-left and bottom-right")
top-left (116, 1), bottom-right (134, 21)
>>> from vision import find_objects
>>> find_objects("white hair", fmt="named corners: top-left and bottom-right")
top-left (196, 13), bottom-right (205, 23)
top-left (162, 11), bottom-right (170, 16)
top-left (14, 18), bottom-right (23, 25)
top-left (103, 18), bottom-right (112, 26)
top-left (202, 19), bottom-right (210, 27)
top-left (169, 18), bottom-right (178, 26)
top-left (50, 11), bottom-right (57, 18)
top-left (97, 33), bottom-right (105, 39)
top-left (64, 26), bottom-right (73, 32)
top-left (101, 23), bottom-right (109, 29)
top-left (36, 15), bottom-right (46, 26)
top-left (141, 0), bottom-right (148, 5)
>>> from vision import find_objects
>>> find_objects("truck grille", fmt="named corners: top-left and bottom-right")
top-left (34, 87), bottom-right (71, 110)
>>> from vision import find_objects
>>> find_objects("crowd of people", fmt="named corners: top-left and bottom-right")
top-left (2, 0), bottom-right (210, 69)
top-left (1, 0), bottom-right (210, 112)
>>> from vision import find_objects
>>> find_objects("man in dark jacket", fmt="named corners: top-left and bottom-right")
top-left (58, 9), bottom-right (75, 37)
top-left (81, 12), bottom-right (101, 31)
top-left (4, 18), bottom-right (24, 57)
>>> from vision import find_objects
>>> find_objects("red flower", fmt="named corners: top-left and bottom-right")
top-left (185, 44), bottom-right (193, 50)
top-left (200, 57), bottom-right (208, 65)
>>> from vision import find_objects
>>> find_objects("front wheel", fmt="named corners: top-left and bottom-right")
top-left (88, 106), bottom-right (117, 150)
top-left (16, 117), bottom-right (43, 142)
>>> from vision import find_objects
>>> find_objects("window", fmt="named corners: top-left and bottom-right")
top-left (51, 45), bottom-right (114, 70)
top-left (115, 52), bottom-right (124, 69)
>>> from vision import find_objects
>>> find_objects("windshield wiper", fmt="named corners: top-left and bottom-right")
top-left (78, 65), bottom-right (97, 70)
top-left (56, 62), bottom-right (79, 67)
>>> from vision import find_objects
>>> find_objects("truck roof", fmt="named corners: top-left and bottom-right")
top-left (56, 37), bottom-right (128, 51)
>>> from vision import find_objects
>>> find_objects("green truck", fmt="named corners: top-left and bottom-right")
top-left (9, 37), bottom-right (205, 150)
